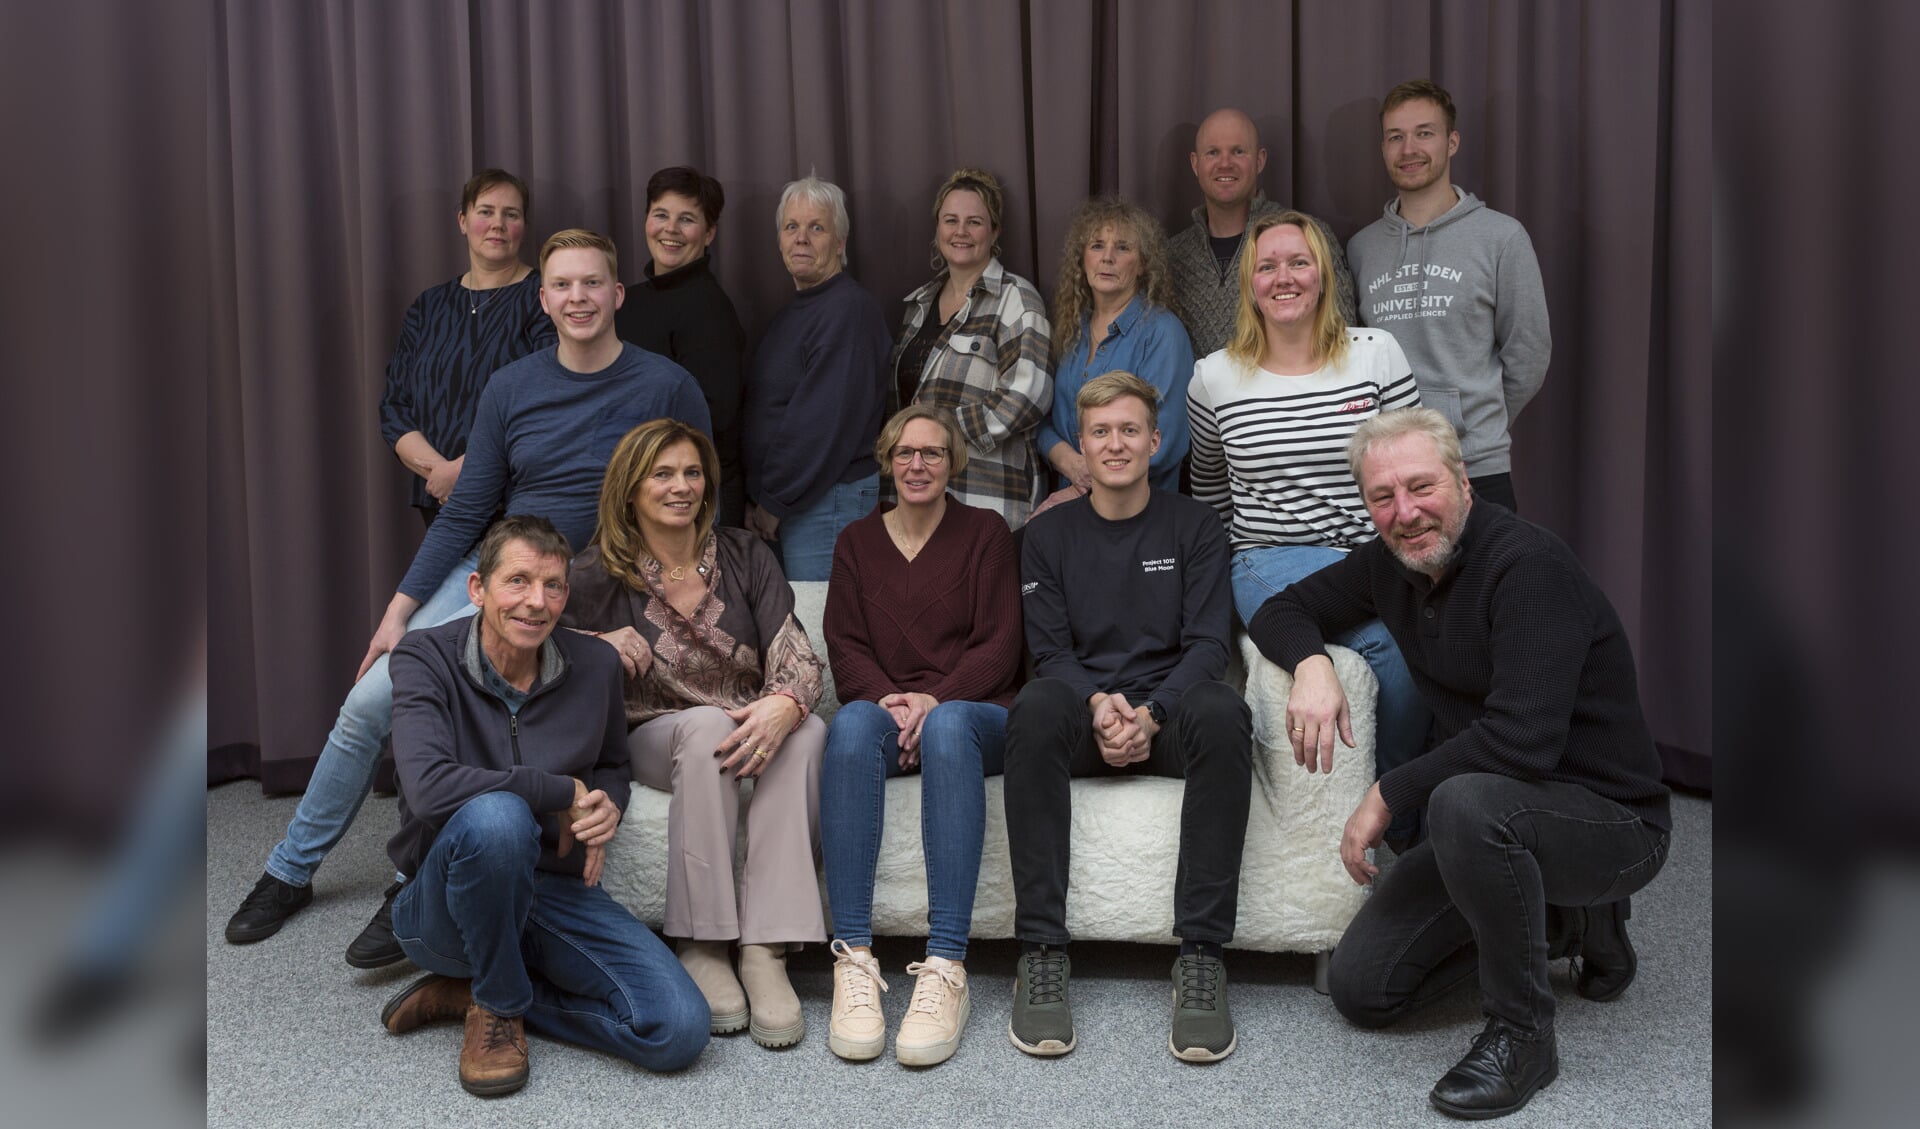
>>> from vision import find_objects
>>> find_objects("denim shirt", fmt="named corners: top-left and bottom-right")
top-left (1037, 293), bottom-right (1195, 492)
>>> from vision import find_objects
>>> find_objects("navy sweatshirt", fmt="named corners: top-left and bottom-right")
top-left (741, 271), bottom-right (891, 518)
top-left (1019, 490), bottom-right (1234, 716)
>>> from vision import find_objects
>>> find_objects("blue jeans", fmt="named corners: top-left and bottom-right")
top-left (264, 552), bottom-right (480, 887)
top-left (1231, 545), bottom-right (1431, 838)
top-left (774, 474), bottom-right (879, 581)
top-left (392, 792), bottom-right (710, 1071)
top-left (821, 699), bottom-right (1007, 961)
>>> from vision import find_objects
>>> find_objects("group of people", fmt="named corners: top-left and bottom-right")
top-left (223, 79), bottom-right (1669, 1121)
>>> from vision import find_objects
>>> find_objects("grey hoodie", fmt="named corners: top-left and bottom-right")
top-left (1347, 189), bottom-right (1550, 477)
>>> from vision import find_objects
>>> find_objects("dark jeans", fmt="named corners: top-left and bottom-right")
top-left (1002, 678), bottom-right (1253, 946)
top-left (392, 792), bottom-right (710, 1072)
top-left (1329, 773), bottom-right (1669, 1034)
top-left (1469, 473), bottom-right (1517, 513)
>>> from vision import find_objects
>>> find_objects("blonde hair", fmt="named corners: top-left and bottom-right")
top-left (592, 418), bottom-right (719, 591)
top-left (1224, 211), bottom-right (1348, 373)
top-left (1051, 197), bottom-right (1177, 358)
top-left (931, 167), bottom-right (1005, 265)
top-left (1347, 407), bottom-right (1465, 483)
top-left (539, 228), bottom-right (618, 280)
top-left (1076, 370), bottom-right (1160, 434)
top-left (874, 404), bottom-right (969, 478)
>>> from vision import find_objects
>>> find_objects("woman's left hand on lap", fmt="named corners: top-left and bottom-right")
top-left (715, 694), bottom-right (804, 779)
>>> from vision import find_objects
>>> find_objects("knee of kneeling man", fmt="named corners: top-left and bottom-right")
top-left (1326, 951), bottom-right (1400, 1030)
top-left (449, 792), bottom-right (540, 854)
top-left (655, 990), bottom-right (713, 1071)
top-left (1425, 773), bottom-right (1505, 839)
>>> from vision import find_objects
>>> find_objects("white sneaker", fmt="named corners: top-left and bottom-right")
top-left (827, 939), bottom-right (889, 1061)
top-left (895, 955), bottom-right (969, 1066)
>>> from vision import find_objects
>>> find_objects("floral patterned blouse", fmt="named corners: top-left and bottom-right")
top-left (563, 527), bottom-right (825, 727)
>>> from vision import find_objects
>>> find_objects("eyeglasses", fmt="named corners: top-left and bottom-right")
top-left (890, 445), bottom-right (949, 466)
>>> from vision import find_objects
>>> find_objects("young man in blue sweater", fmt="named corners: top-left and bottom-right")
top-left (1004, 372), bottom-right (1252, 1064)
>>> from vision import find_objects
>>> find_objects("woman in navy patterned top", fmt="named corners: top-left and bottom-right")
top-left (379, 169), bottom-right (557, 524)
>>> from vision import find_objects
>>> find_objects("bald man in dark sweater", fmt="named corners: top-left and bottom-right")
top-left (1248, 407), bottom-right (1670, 1120)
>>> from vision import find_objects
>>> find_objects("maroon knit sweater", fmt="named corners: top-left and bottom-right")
top-left (823, 496), bottom-right (1023, 707)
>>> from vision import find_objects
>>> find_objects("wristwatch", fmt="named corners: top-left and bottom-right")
top-left (1144, 699), bottom-right (1167, 727)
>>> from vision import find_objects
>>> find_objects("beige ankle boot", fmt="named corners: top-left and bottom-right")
top-left (677, 939), bottom-right (748, 1034)
top-left (739, 942), bottom-right (805, 1048)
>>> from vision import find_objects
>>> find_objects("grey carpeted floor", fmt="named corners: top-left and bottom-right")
top-left (207, 782), bottom-right (1711, 1128)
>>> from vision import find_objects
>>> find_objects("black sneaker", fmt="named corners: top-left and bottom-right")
top-left (1574, 897), bottom-right (1636, 1001)
top-left (225, 871), bottom-right (313, 944)
top-left (1430, 1016), bottom-right (1558, 1119)
top-left (1009, 946), bottom-right (1075, 1056)
top-left (1169, 952), bottom-right (1236, 1062)
top-left (345, 880), bottom-right (408, 969)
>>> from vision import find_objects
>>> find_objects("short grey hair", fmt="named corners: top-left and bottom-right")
top-left (1347, 407), bottom-right (1466, 484)
top-left (775, 175), bottom-right (851, 266)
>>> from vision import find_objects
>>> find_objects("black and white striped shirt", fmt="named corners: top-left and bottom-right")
top-left (1187, 330), bottom-right (1420, 552)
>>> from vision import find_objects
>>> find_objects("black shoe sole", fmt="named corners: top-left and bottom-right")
top-left (1430, 1061), bottom-right (1558, 1120)
top-left (345, 942), bottom-right (409, 969)
top-left (223, 896), bottom-right (312, 944)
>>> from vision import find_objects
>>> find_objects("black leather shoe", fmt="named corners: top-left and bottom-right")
top-left (1545, 904), bottom-right (1585, 961)
top-left (225, 871), bottom-right (313, 944)
top-left (1575, 897), bottom-right (1636, 1001)
top-left (345, 881), bottom-right (408, 969)
top-left (1430, 1017), bottom-right (1558, 1120)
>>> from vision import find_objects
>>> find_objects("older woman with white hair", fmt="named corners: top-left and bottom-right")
top-left (741, 175), bottom-right (894, 581)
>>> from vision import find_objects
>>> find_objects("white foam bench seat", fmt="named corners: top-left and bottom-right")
top-left (599, 580), bottom-right (1376, 987)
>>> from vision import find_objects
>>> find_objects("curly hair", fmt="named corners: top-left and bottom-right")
top-left (1224, 211), bottom-right (1349, 374)
top-left (591, 418), bottom-right (720, 592)
top-left (1050, 197), bottom-right (1177, 359)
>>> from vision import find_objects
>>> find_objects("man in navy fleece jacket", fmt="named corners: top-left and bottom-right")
top-left (378, 515), bottom-right (707, 1097)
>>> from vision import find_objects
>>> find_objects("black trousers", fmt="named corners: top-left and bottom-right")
top-left (1002, 678), bottom-right (1253, 945)
top-left (1469, 472), bottom-right (1517, 513)
top-left (1328, 773), bottom-right (1669, 1034)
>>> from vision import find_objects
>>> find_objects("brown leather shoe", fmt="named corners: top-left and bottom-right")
top-left (460, 1004), bottom-right (529, 1097)
top-left (380, 974), bottom-right (473, 1034)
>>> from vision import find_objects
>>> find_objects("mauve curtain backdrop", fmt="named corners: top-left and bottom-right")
top-left (210, 0), bottom-right (1710, 791)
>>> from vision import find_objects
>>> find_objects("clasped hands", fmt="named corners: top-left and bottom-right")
top-left (881, 691), bottom-right (939, 770)
top-left (554, 776), bottom-right (621, 887)
top-left (1089, 692), bottom-right (1159, 767)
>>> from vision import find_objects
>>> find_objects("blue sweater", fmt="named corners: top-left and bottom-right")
top-left (1037, 294), bottom-right (1195, 493)
top-left (742, 271), bottom-right (891, 519)
top-left (398, 344), bottom-right (711, 601)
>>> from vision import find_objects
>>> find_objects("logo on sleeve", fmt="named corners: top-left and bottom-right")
top-left (1021, 581), bottom-right (1039, 596)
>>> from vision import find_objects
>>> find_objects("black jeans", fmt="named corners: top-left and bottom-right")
top-left (1329, 773), bottom-right (1669, 1034)
top-left (1002, 678), bottom-right (1253, 946)
top-left (1469, 473), bottom-right (1517, 513)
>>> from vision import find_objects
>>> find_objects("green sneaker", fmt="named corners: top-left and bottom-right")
top-left (1009, 946), bottom-right (1075, 1056)
top-left (1169, 952), bottom-right (1236, 1062)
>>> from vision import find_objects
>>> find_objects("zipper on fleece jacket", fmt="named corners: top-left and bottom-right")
top-left (509, 713), bottom-right (522, 766)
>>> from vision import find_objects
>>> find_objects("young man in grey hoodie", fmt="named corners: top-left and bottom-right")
top-left (1347, 80), bottom-right (1550, 513)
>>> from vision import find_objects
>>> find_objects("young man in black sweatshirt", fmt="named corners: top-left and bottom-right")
top-left (1248, 407), bottom-right (1670, 1120)
top-left (1004, 372), bottom-right (1251, 1064)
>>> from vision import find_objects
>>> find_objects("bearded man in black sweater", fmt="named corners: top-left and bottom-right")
top-left (1248, 407), bottom-right (1671, 1121)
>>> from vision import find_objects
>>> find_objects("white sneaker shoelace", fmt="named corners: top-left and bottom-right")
top-left (829, 938), bottom-right (889, 1015)
top-left (904, 957), bottom-right (966, 1017)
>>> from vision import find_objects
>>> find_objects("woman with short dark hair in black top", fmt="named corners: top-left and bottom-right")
top-left (613, 166), bottom-right (750, 527)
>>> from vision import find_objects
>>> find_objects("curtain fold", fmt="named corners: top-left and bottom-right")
top-left (209, 0), bottom-right (1711, 790)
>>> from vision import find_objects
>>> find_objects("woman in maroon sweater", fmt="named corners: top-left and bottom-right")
top-left (819, 405), bottom-right (1023, 1067)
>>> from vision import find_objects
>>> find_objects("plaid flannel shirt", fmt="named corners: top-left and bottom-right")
top-left (891, 258), bottom-right (1054, 529)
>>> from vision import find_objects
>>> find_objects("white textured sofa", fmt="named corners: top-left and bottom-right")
top-left (600, 580), bottom-right (1376, 983)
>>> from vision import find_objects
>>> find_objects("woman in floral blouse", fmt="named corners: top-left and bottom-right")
top-left (565, 418), bottom-right (826, 1051)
